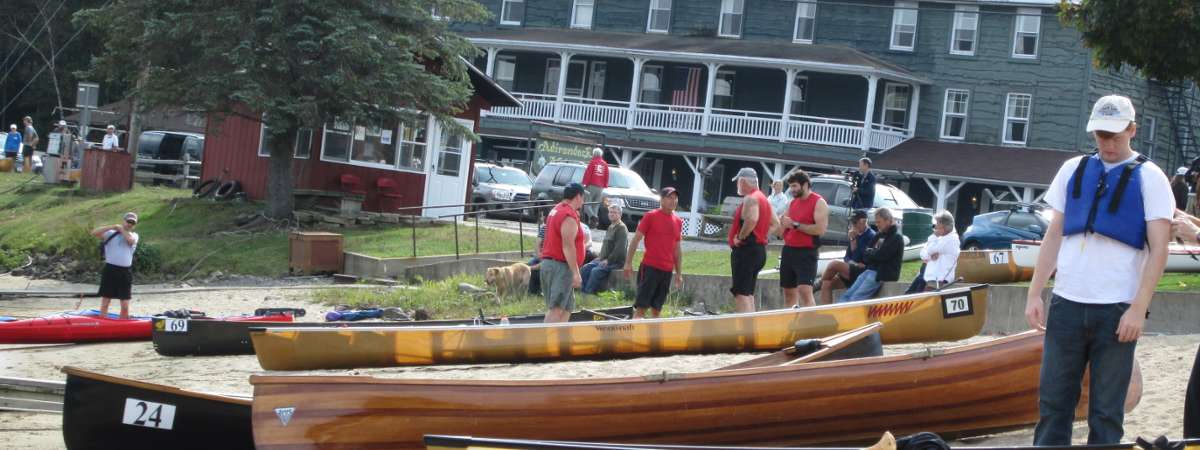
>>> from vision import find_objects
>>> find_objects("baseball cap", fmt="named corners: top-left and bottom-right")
top-left (731, 167), bottom-right (758, 182)
top-left (1178, 167), bottom-right (1189, 177)
top-left (851, 209), bottom-right (869, 221)
top-left (124, 212), bottom-right (139, 224)
top-left (563, 182), bottom-right (585, 200)
top-left (1086, 95), bottom-right (1136, 133)
top-left (859, 157), bottom-right (872, 166)
top-left (660, 187), bottom-right (679, 198)
top-left (57, 120), bottom-right (67, 127)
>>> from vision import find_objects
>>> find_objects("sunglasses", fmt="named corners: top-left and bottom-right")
top-left (126, 220), bottom-right (137, 225)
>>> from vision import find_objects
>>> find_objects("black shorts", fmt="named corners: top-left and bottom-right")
top-left (839, 263), bottom-right (867, 285)
top-left (98, 263), bottom-right (133, 300)
top-left (780, 246), bottom-right (819, 288)
top-left (635, 265), bottom-right (673, 311)
top-left (729, 243), bottom-right (766, 296)
top-left (21, 145), bottom-right (32, 158)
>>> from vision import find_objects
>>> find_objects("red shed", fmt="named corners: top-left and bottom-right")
top-left (199, 62), bottom-right (519, 217)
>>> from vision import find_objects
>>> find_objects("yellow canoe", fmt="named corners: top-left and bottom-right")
top-left (956, 249), bottom-right (1033, 284)
top-left (250, 285), bottom-right (988, 370)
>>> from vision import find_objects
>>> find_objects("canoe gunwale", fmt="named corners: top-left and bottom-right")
top-left (248, 329), bottom-right (1043, 388)
top-left (62, 366), bottom-right (250, 405)
top-left (422, 435), bottom-right (1192, 450)
top-left (250, 285), bottom-right (988, 335)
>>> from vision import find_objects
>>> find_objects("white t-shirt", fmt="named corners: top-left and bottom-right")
top-left (102, 133), bottom-right (120, 150)
top-left (922, 231), bottom-right (960, 282)
top-left (1044, 153), bottom-right (1174, 304)
top-left (103, 230), bottom-right (140, 268)
top-left (768, 192), bottom-right (791, 215)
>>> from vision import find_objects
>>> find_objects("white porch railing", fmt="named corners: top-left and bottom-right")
top-left (486, 93), bottom-right (910, 151)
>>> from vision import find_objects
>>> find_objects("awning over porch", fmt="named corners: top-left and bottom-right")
top-left (872, 138), bottom-right (1081, 188)
top-left (465, 28), bottom-right (928, 85)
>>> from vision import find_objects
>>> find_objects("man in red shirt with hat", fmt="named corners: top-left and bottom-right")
top-left (541, 183), bottom-right (588, 323)
top-left (729, 167), bottom-right (779, 313)
top-left (623, 187), bottom-right (684, 319)
top-left (581, 148), bottom-right (609, 226)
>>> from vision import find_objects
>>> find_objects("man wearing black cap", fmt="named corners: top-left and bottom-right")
top-left (541, 183), bottom-right (587, 323)
top-left (623, 187), bottom-right (683, 319)
top-left (851, 157), bottom-right (876, 210)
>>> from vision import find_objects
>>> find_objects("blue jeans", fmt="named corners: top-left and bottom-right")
top-left (838, 269), bottom-right (880, 303)
top-left (580, 260), bottom-right (613, 294)
top-left (1034, 296), bottom-right (1136, 445)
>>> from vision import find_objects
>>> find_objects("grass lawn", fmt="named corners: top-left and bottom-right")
top-left (312, 273), bottom-right (698, 319)
top-left (0, 172), bottom-right (532, 279)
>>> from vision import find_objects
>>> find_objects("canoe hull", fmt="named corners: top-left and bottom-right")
top-left (153, 306), bottom-right (633, 357)
top-left (0, 314), bottom-right (150, 344)
top-left (1013, 239), bottom-right (1200, 272)
top-left (250, 330), bottom-right (1044, 450)
top-left (955, 250), bottom-right (1033, 284)
top-left (61, 367), bottom-right (252, 450)
top-left (251, 286), bottom-right (988, 370)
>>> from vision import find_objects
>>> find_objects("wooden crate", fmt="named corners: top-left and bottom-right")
top-left (289, 231), bottom-right (344, 275)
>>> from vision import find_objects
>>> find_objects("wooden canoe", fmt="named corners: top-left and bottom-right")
top-left (250, 285), bottom-right (989, 370)
top-left (423, 435), bottom-right (1200, 450)
top-left (152, 306), bottom-right (633, 357)
top-left (61, 367), bottom-right (252, 450)
top-left (955, 250), bottom-right (1033, 284)
top-left (250, 330), bottom-right (1058, 449)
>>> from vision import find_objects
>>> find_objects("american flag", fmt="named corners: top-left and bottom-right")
top-left (670, 67), bottom-right (702, 107)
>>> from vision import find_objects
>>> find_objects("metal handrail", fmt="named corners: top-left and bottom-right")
top-left (434, 201), bottom-right (604, 260)
top-left (392, 199), bottom-right (547, 213)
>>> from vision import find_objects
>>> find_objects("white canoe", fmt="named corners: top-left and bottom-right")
top-left (1011, 239), bottom-right (1200, 273)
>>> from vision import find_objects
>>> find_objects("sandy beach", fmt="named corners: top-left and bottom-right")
top-left (0, 274), bottom-right (1196, 449)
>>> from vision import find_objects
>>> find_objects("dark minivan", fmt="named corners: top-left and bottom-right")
top-left (136, 131), bottom-right (204, 186)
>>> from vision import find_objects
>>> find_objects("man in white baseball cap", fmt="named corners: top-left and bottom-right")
top-left (1024, 94), bottom-right (1173, 445)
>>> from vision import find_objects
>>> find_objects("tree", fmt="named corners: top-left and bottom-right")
top-left (76, 0), bottom-right (489, 218)
top-left (1060, 0), bottom-right (1200, 84)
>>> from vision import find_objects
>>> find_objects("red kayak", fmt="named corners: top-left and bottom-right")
top-left (0, 311), bottom-right (293, 344)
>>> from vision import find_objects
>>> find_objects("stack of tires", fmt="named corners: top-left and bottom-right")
top-left (193, 179), bottom-right (243, 201)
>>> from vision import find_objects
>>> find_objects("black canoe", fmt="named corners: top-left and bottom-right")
top-left (152, 305), bottom-right (634, 357)
top-left (61, 366), bottom-right (252, 450)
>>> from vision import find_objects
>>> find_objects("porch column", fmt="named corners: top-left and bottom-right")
top-left (861, 74), bottom-right (879, 151)
top-left (759, 162), bottom-right (787, 182)
top-left (906, 84), bottom-right (921, 137)
top-left (485, 47), bottom-right (500, 77)
top-left (923, 178), bottom-right (965, 212)
top-left (627, 57), bottom-right (646, 130)
top-left (701, 63), bottom-right (721, 136)
top-left (682, 156), bottom-right (706, 237)
top-left (554, 51), bottom-right (574, 122)
top-left (780, 68), bottom-right (799, 143)
top-left (1022, 187), bottom-right (1035, 204)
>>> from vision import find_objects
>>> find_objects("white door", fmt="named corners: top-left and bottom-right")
top-left (423, 118), bottom-right (474, 218)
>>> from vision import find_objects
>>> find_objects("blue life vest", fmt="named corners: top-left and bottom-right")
top-left (1062, 153), bottom-right (1148, 249)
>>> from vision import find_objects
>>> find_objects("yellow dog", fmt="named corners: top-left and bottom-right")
top-left (485, 262), bottom-right (531, 299)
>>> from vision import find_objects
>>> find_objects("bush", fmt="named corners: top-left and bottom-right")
top-left (133, 242), bottom-right (163, 273)
top-left (0, 247), bottom-right (25, 271)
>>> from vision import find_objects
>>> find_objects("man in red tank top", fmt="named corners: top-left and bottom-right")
top-left (541, 183), bottom-right (587, 323)
top-left (776, 170), bottom-right (829, 308)
top-left (728, 167), bottom-right (779, 313)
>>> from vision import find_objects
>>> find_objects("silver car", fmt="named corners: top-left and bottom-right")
top-left (809, 174), bottom-right (933, 245)
top-left (471, 163), bottom-right (533, 219)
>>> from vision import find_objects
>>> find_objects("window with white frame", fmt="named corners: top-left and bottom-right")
top-left (890, 1), bottom-right (918, 51)
top-left (501, 0), bottom-right (524, 25)
top-left (320, 115), bottom-right (429, 171)
top-left (647, 0), bottom-right (671, 33)
top-left (640, 65), bottom-right (664, 103)
top-left (718, 0), bottom-right (744, 38)
top-left (714, 70), bottom-right (736, 109)
top-left (940, 89), bottom-right (969, 140)
top-left (1003, 93), bottom-right (1032, 145)
top-left (882, 83), bottom-right (910, 128)
top-left (1143, 116), bottom-right (1157, 158)
top-left (322, 118), bottom-right (353, 162)
top-left (1012, 8), bottom-right (1041, 58)
top-left (790, 76), bottom-right (809, 115)
top-left (793, 2), bottom-right (816, 43)
top-left (495, 55), bottom-right (516, 91)
top-left (259, 121), bottom-right (314, 158)
top-left (950, 5), bottom-right (978, 56)
top-left (572, 0), bottom-right (594, 29)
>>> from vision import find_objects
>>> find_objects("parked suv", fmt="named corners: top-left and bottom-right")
top-left (809, 174), bottom-right (933, 245)
top-left (472, 162), bottom-right (533, 219)
top-left (960, 204), bottom-right (1049, 250)
top-left (135, 130), bottom-right (204, 186)
top-left (531, 161), bottom-right (660, 228)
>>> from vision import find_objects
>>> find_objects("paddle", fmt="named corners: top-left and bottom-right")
top-left (582, 309), bottom-right (623, 321)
